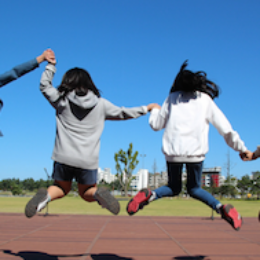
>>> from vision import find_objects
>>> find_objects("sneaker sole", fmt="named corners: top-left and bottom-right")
top-left (127, 188), bottom-right (151, 216)
top-left (95, 187), bottom-right (120, 215)
top-left (25, 188), bottom-right (48, 218)
top-left (223, 204), bottom-right (242, 231)
top-left (126, 198), bottom-right (135, 216)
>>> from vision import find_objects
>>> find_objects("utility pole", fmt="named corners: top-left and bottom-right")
top-left (152, 159), bottom-right (157, 189)
top-left (140, 154), bottom-right (146, 169)
top-left (226, 150), bottom-right (231, 185)
top-left (222, 149), bottom-right (237, 200)
top-left (44, 168), bottom-right (51, 216)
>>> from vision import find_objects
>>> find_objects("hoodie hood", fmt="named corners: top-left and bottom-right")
top-left (67, 90), bottom-right (99, 109)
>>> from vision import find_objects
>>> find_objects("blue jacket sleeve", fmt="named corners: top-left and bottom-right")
top-left (0, 58), bottom-right (38, 88)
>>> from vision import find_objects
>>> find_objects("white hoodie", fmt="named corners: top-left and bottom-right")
top-left (149, 91), bottom-right (247, 163)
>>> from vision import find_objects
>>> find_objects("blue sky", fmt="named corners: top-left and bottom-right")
top-left (0, 0), bottom-right (260, 181)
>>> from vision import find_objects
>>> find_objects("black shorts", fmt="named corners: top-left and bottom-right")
top-left (52, 162), bottom-right (97, 185)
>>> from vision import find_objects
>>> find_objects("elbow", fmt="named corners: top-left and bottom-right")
top-left (149, 124), bottom-right (161, 131)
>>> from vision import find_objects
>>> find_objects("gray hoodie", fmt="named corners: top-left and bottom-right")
top-left (40, 64), bottom-right (148, 169)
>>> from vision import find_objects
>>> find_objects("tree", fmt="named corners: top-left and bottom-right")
top-left (11, 183), bottom-right (23, 196)
top-left (0, 179), bottom-right (12, 191)
top-left (22, 178), bottom-right (36, 191)
top-left (108, 179), bottom-right (122, 191)
top-left (237, 175), bottom-right (252, 198)
top-left (114, 143), bottom-right (139, 197)
top-left (251, 172), bottom-right (260, 199)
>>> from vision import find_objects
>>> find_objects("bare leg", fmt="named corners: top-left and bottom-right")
top-left (78, 183), bottom-right (97, 202)
top-left (48, 180), bottom-right (72, 201)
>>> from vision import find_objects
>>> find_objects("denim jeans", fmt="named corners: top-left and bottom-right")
top-left (154, 161), bottom-right (220, 210)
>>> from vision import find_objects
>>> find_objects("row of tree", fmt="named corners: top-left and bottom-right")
top-left (0, 173), bottom-right (259, 198)
top-left (203, 174), bottom-right (260, 199)
top-left (0, 143), bottom-right (259, 198)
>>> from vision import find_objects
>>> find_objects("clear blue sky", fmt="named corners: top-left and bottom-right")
top-left (0, 1), bottom-right (260, 181)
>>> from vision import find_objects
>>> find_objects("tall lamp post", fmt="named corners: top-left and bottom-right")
top-left (140, 154), bottom-right (146, 169)
top-left (44, 168), bottom-right (51, 216)
top-left (0, 100), bottom-right (3, 136)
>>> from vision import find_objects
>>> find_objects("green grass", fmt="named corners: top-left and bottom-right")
top-left (0, 196), bottom-right (259, 217)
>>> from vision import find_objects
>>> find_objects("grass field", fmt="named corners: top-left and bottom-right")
top-left (0, 196), bottom-right (259, 217)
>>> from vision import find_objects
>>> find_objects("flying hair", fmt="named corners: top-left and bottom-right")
top-left (170, 60), bottom-right (219, 99)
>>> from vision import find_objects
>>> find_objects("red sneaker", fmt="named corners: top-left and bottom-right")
top-left (126, 188), bottom-right (152, 216)
top-left (220, 204), bottom-right (242, 231)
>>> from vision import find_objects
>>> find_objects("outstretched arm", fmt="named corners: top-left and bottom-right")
top-left (208, 100), bottom-right (247, 153)
top-left (40, 63), bottom-right (60, 108)
top-left (0, 49), bottom-right (56, 88)
top-left (149, 97), bottom-right (169, 131)
top-left (104, 99), bottom-right (149, 120)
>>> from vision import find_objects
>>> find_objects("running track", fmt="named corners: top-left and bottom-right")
top-left (0, 213), bottom-right (259, 260)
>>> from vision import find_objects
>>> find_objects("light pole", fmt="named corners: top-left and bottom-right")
top-left (0, 100), bottom-right (3, 137)
top-left (44, 168), bottom-right (51, 216)
top-left (140, 154), bottom-right (146, 169)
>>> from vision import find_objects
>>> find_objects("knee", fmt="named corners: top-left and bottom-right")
top-left (53, 182), bottom-right (70, 196)
top-left (79, 189), bottom-right (96, 202)
top-left (81, 194), bottom-right (96, 202)
top-left (187, 187), bottom-right (199, 198)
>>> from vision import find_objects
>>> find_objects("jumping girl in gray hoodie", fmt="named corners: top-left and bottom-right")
top-left (25, 49), bottom-right (158, 217)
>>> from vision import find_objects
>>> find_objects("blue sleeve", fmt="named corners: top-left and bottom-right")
top-left (0, 58), bottom-right (39, 88)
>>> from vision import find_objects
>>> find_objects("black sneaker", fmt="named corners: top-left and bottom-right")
top-left (95, 187), bottom-right (120, 215)
top-left (220, 204), bottom-right (242, 231)
top-left (25, 188), bottom-right (48, 218)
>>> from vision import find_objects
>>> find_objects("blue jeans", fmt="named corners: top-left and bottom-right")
top-left (154, 161), bottom-right (220, 210)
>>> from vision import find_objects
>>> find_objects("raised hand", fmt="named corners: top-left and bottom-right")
top-left (37, 49), bottom-right (56, 65)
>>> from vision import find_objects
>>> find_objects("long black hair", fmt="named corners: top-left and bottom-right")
top-left (58, 68), bottom-right (101, 98)
top-left (170, 60), bottom-right (219, 99)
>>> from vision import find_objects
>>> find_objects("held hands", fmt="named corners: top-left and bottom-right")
top-left (147, 103), bottom-right (161, 112)
top-left (44, 49), bottom-right (56, 64)
top-left (239, 150), bottom-right (257, 161)
top-left (37, 49), bottom-right (56, 65)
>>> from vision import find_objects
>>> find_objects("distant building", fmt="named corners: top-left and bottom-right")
top-left (97, 167), bottom-right (149, 190)
top-left (148, 171), bottom-right (168, 189)
top-left (97, 166), bottom-right (223, 191)
top-left (148, 167), bottom-right (222, 189)
top-left (130, 169), bottom-right (149, 190)
top-left (219, 175), bottom-right (226, 186)
top-left (97, 168), bottom-right (115, 184)
top-left (202, 167), bottom-right (222, 187)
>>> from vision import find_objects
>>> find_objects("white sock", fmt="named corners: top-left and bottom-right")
top-left (216, 203), bottom-right (222, 214)
top-left (36, 193), bottom-right (51, 212)
top-left (149, 191), bottom-right (156, 202)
